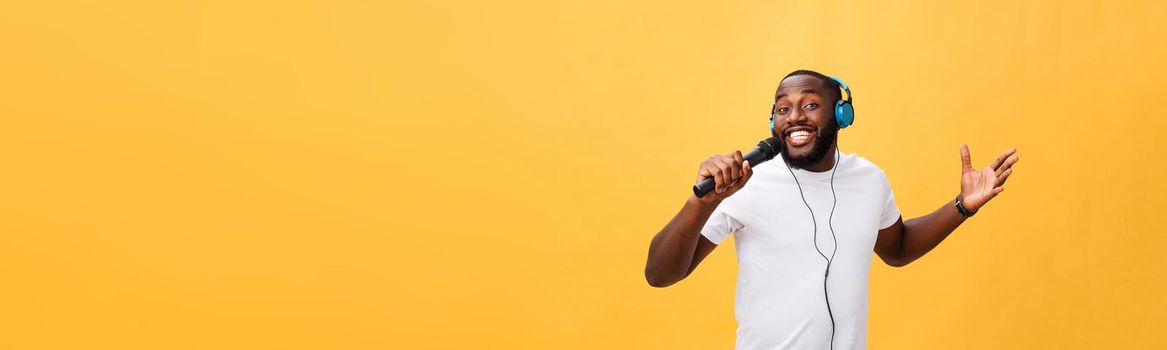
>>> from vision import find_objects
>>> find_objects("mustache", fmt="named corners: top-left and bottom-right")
top-left (780, 124), bottom-right (818, 134)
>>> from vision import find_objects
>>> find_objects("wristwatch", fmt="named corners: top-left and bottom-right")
top-left (955, 195), bottom-right (976, 218)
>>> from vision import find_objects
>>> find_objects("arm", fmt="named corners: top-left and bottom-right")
top-left (644, 198), bottom-right (722, 287)
top-left (874, 145), bottom-right (1019, 267)
top-left (645, 151), bottom-right (753, 287)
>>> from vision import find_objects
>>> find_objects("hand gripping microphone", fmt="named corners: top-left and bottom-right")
top-left (692, 137), bottom-right (782, 198)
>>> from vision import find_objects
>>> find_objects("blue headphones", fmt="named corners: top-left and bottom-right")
top-left (769, 76), bottom-right (854, 135)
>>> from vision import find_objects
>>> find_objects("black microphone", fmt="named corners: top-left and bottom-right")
top-left (692, 137), bottom-right (782, 198)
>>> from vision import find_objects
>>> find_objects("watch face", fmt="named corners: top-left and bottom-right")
top-left (956, 197), bottom-right (975, 217)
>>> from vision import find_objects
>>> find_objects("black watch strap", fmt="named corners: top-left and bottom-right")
top-left (955, 195), bottom-right (976, 217)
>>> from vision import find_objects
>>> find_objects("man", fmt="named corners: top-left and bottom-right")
top-left (644, 70), bottom-right (1019, 349)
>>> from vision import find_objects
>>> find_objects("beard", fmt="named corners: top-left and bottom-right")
top-left (780, 123), bottom-right (838, 170)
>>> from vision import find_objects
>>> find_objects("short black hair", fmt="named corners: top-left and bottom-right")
top-left (777, 69), bottom-right (842, 102)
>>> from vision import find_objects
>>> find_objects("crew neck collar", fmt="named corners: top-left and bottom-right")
top-left (783, 152), bottom-right (845, 181)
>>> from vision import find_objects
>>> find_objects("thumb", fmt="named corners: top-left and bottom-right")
top-left (960, 144), bottom-right (973, 173)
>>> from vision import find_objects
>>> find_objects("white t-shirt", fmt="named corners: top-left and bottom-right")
top-left (701, 151), bottom-right (900, 350)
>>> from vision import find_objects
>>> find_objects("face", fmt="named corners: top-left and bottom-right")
top-left (771, 75), bottom-right (839, 170)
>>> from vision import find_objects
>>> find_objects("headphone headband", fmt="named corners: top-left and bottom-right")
top-left (828, 76), bottom-right (852, 104)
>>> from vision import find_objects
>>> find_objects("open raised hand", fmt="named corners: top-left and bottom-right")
top-left (959, 144), bottom-right (1019, 213)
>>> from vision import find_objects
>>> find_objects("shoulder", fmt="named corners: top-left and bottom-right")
top-left (838, 152), bottom-right (892, 183)
top-left (841, 152), bottom-right (878, 171)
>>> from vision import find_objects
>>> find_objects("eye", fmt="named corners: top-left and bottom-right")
top-left (804, 103), bottom-right (819, 109)
top-left (777, 106), bottom-right (790, 114)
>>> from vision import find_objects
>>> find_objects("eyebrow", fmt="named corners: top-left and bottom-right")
top-left (775, 88), bottom-right (823, 101)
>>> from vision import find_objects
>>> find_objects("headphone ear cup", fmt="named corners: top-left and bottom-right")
top-left (769, 101), bottom-right (778, 136)
top-left (835, 101), bottom-right (854, 129)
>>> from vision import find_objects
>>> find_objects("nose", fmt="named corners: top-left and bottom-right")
top-left (787, 109), bottom-right (808, 125)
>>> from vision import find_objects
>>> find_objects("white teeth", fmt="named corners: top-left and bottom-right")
top-left (790, 130), bottom-right (810, 139)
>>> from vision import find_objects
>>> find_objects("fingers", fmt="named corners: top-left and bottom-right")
top-left (722, 155), bottom-right (746, 191)
top-left (740, 160), bottom-right (754, 185)
top-left (996, 168), bottom-right (1013, 187)
top-left (713, 152), bottom-right (747, 193)
top-left (697, 168), bottom-right (711, 184)
top-left (713, 158), bottom-right (730, 193)
top-left (961, 144), bottom-right (972, 173)
top-left (995, 154), bottom-right (1020, 177)
top-left (731, 151), bottom-right (744, 185)
top-left (697, 151), bottom-right (750, 197)
top-left (718, 157), bottom-right (737, 192)
top-left (696, 160), bottom-right (725, 193)
top-left (989, 147), bottom-right (1018, 170)
top-left (977, 186), bottom-right (1004, 207)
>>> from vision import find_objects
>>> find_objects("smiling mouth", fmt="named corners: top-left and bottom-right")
top-left (785, 128), bottom-right (815, 148)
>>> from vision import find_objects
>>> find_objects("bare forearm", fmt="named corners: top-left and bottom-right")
top-left (875, 145), bottom-right (1017, 267)
top-left (646, 150), bottom-right (754, 287)
top-left (898, 197), bottom-right (967, 265)
top-left (645, 196), bottom-right (718, 287)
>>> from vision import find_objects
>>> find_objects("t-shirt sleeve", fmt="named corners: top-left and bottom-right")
top-left (878, 170), bottom-right (901, 230)
top-left (699, 196), bottom-right (746, 245)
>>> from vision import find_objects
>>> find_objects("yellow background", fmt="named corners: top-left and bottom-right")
top-left (1, 0), bottom-right (1165, 348)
